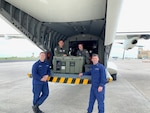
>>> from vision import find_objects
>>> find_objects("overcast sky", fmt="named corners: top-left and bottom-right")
top-left (0, 0), bottom-right (150, 58)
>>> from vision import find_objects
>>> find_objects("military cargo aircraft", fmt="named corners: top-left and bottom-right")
top-left (0, 0), bottom-right (149, 84)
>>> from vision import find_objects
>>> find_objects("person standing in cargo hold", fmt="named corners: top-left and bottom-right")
top-left (77, 44), bottom-right (90, 64)
top-left (32, 52), bottom-right (50, 113)
top-left (54, 40), bottom-right (68, 56)
top-left (79, 54), bottom-right (107, 113)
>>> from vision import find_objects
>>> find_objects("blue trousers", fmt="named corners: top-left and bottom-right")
top-left (87, 86), bottom-right (105, 113)
top-left (32, 83), bottom-right (49, 106)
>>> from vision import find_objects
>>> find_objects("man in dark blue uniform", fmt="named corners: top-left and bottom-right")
top-left (32, 52), bottom-right (51, 113)
top-left (79, 54), bottom-right (107, 113)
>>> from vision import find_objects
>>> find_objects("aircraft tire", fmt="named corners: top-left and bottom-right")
top-left (111, 74), bottom-right (117, 81)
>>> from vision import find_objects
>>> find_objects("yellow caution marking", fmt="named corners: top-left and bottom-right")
top-left (47, 76), bottom-right (50, 81)
top-left (27, 73), bottom-right (32, 78)
top-left (74, 78), bottom-right (80, 84)
top-left (52, 77), bottom-right (58, 82)
top-left (27, 73), bottom-right (92, 85)
top-left (67, 78), bottom-right (73, 84)
top-left (59, 77), bottom-right (65, 83)
top-left (108, 77), bottom-right (113, 82)
top-left (83, 79), bottom-right (89, 85)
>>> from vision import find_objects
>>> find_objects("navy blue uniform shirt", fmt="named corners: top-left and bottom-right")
top-left (83, 63), bottom-right (107, 87)
top-left (32, 60), bottom-right (50, 84)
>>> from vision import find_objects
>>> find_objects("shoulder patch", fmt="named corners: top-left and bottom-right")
top-left (54, 48), bottom-right (57, 51)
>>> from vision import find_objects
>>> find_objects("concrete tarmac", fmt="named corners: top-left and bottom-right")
top-left (0, 59), bottom-right (150, 113)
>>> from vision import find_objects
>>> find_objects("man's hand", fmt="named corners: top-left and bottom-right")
top-left (41, 75), bottom-right (49, 82)
top-left (98, 86), bottom-right (103, 92)
top-left (78, 73), bottom-right (83, 77)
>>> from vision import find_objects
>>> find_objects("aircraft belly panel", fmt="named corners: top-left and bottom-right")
top-left (6, 0), bottom-right (106, 22)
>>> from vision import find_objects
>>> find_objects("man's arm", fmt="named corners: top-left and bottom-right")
top-left (64, 47), bottom-right (68, 56)
top-left (41, 63), bottom-right (51, 82)
top-left (47, 63), bottom-right (51, 76)
top-left (99, 66), bottom-right (107, 87)
top-left (83, 71), bottom-right (91, 76)
top-left (79, 70), bottom-right (91, 77)
top-left (83, 49), bottom-right (90, 64)
top-left (85, 49), bottom-right (90, 58)
top-left (76, 50), bottom-right (79, 56)
top-left (32, 64), bottom-right (42, 81)
top-left (54, 47), bottom-right (58, 56)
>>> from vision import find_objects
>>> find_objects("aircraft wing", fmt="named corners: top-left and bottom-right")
top-left (116, 31), bottom-right (150, 39)
top-left (114, 32), bottom-right (150, 50)
top-left (0, 34), bottom-right (24, 39)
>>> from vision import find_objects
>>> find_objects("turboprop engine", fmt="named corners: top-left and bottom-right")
top-left (123, 37), bottom-right (139, 50)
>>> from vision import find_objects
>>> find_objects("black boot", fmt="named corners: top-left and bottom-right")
top-left (37, 107), bottom-right (44, 113)
top-left (32, 105), bottom-right (44, 113)
top-left (32, 105), bottom-right (39, 113)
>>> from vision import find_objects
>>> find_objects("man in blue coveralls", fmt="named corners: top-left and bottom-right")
top-left (32, 52), bottom-right (50, 113)
top-left (79, 54), bottom-right (107, 113)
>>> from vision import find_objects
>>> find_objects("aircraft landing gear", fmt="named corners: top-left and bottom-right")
top-left (111, 74), bottom-right (117, 81)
